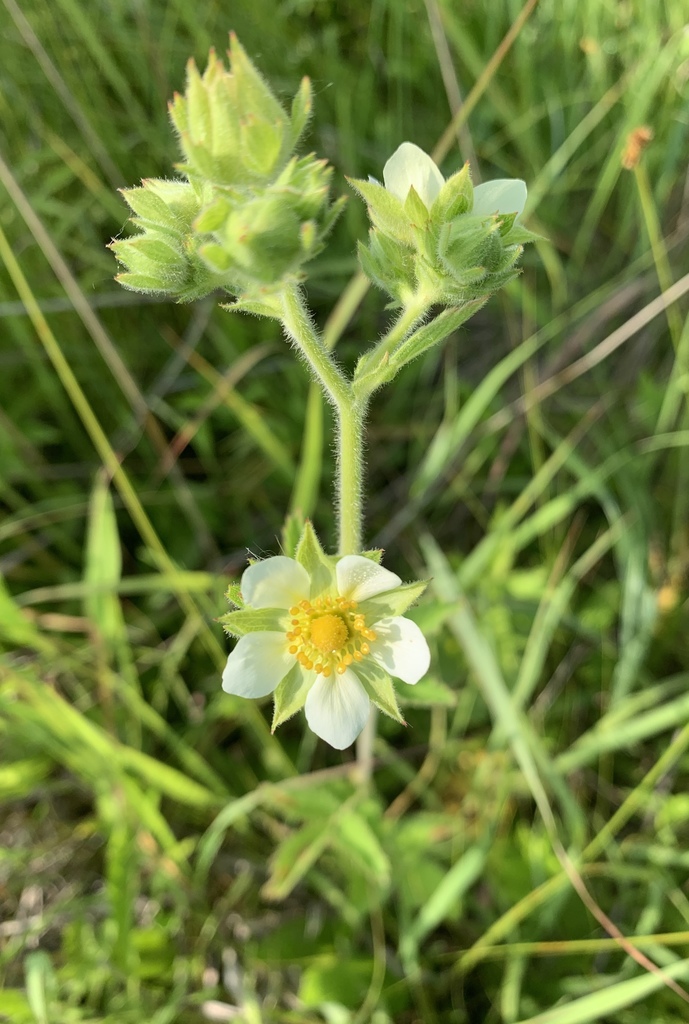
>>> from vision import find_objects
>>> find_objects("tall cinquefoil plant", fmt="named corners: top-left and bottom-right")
top-left (111, 37), bottom-right (538, 751)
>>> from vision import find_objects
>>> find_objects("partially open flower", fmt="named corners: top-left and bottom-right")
top-left (383, 142), bottom-right (527, 217)
top-left (220, 526), bottom-right (430, 749)
top-left (350, 141), bottom-right (538, 305)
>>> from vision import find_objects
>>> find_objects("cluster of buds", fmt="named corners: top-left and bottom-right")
top-left (349, 142), bottom-right (538, 306)
top-left (110, 35), bottom-right (344, 307)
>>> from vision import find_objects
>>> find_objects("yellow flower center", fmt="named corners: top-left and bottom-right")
top-left (285, 595), bottom-right (377, 677)
top-left (310, 613), bottom-right (349, 653)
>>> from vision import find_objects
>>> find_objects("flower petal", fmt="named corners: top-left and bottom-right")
top-left (473, 179), bottom-right (527, 218)
top-left (241, 555), bottom-right (311, 609)
top-left (383, 142), bottom-right (445, 209)
top-left (304, 669), bottom-right (371, 749)
top-left (370, 616), bottom-right (430, 685)
top-left (336, 555), bottom-right (402, 602)
top-left (222, 632), bottom-right (294, 698)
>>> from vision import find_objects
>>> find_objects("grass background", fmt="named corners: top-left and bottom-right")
top-left (1, 0), bottom-right (689, 1020)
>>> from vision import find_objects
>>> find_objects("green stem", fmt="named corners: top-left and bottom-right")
top-left (376, 293), bottom-right (432, 361)
top-left (280, 283), bottom-right (349, 407)
top-left (280, 282), bottom-right (374, 777)
top-left (280, 282), bottom-right (367, 557)
top-left (338, 396), bottom-right (366, 555)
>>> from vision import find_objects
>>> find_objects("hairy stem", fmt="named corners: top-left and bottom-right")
top-left (280, 283), bottom-right (349, 407)
top-left (337, 395), bottom-right (366, 556)
top-left (280, 281), bottom-right (375, 777)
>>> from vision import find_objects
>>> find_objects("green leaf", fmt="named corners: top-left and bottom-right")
top-left (272, 662), bottom-right (310, 730)
top-left (219, 607), bottom-right (287, 636)
top-left (357, 579), bottom-right (429, 620)
top-left (334, 810), bottom-right (391, 887)
top-left (294, 520), bottom-right (333, 597)
top-left (387, 301), bottom-right (487, 376)
top-left (262, 818), bottom-right (332, 900)
top-left (512, 958), bottom-right (689, 1024)
top-left (84, 472), bottom-right (125, 650)
top-left (400, 843), bottom-right (489, 971)
top-left (355, 659), bottom-right (404, 723)
top-left (299, 957), bottom-right (372, 1010)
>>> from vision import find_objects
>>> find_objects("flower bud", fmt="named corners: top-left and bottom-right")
top-left (169, 35), bottom-right (310, 188)
top-left (111, 40), bottom-right (344, 306)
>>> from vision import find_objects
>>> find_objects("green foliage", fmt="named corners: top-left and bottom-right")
top-left (2, 0), bottom-right (689, 1021)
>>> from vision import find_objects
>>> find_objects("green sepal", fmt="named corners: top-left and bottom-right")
top-left (496, 211), bottom-right (517, 236)
top-left (355, 660), bottom-right (405, 724)
top-left (502, 223), bottom-right (544, 246)
top-left (114, 272), bottom-right (169, 295)
top-left (294, 521), bottom-right (333, 598)
top-left (300, 219), bottom-right (317, 254)
top-left (228, 33), bottom-right (288, 142)
top-left (144, 179), bottom-right (201, 229)
top-left (272, 661), bottom-right (311, 731)
top-left (431, 162), bottom-right (473, 222)
top-left (289, 76), bottom-right (313, 149)
top-left (110, 235), bottom-right (186, 282)
top-left (119, 186), bottom-right (172, 226)
top-left (219, 607), bottom-right (287, 637)
top-left (357, 229), bottom-right (416, 300)
top-left (194, 196), bottom-right (232, 233)
top-left (281, 510), bottom-right (304, 559)
top-left (357, 579), bottom-right (429, 620)
top-left (404, 184), bottom-right (431, 227)
top-left (185, 57), bottom-right (212, 146)
top-left (361, 549), bottom-right (384, 564)
top-left (318, 194), bottom-right (347, 238)
top-left (225, 582), bottom-right (244, 608)
top-left (198, 242), bottom-right (233, 272)
top-left (347, 177), bottom-right (413, 244)
top-left (240, 114), bottom-right (283, 177)
top-left (357, 238), bottom-right (392, 296)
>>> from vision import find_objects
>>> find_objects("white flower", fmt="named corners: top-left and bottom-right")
top-left (383, 142), bottom-right (445, 209)
top-left (383, 141), bottom-right (527, 217)
top-left (221, 553), bottom-right (430, 750)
